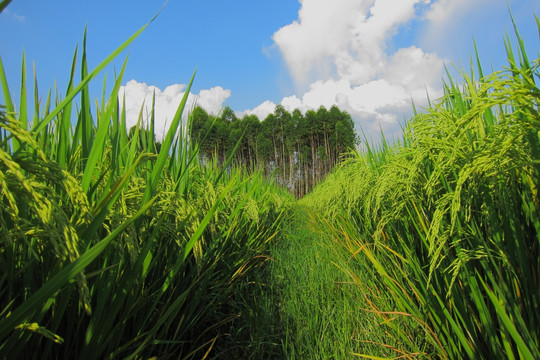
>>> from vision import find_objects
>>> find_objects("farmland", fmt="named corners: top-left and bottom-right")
top-left (1, 7), bottom-right (539, 360)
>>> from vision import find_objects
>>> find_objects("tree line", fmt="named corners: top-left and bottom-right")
top-left (189, 104), bottom-right (358, 198)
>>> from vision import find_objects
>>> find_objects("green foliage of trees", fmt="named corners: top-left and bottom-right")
top-left (190, 104), bottom-right (358, 198)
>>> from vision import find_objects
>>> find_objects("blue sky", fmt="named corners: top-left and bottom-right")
top-left (1, 0), bottom-right (539, 141)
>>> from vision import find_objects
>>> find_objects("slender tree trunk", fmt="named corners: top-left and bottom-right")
top-left (272, 136), bottom-right (279, 177)
top-left (311, 135), bottom-right (316, 189)
top-left (289, 152), bottom-right (294, 193)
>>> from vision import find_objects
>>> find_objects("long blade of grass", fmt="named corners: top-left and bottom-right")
top-left (81, 57), bottom-right (128, 193)
top-left (479, 276), bottom-right (538, 359)
top-left (58, 46), bottom-right (78, 168)
top-left (182, 173), bottom-right (236, 262)
top-left (141, 69), bottom-right (196, 206)
top-left (0, 196), bottom-right (156, 342)
top-left (32, 62), bottom-right (39, 130)
top-left (214, 126), bottom-right (245, 185)
top-left (31, 9), bottom-right (162, 135)
top-left (0, 61), bottom-right (14, 150)
top-left (79, 27), bottom-right (94, 161)
top-left (0, 0), bottom-right (13, 13)
top-left (19, 53), bottom-right (27, 131)
top-left (82, 154), bottom-right (146, 248)
top-left (0, 56), bottom-right (14, 116)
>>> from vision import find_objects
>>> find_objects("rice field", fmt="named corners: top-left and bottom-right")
top-left (0, 9), bottom-right (539, 360)
top-left (299, 18), bottom-right (540, 359)
top-left (0, 18), bottom-right (295, 358)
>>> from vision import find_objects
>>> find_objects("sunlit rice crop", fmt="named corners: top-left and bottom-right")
top-left (301, 17), bottom-right (540, 359)
top-left (0, 12), bottom-right (294, 359)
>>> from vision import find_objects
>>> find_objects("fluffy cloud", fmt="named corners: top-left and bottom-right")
top-left (247, 0), bottom-right (446, 141)
top-left (271, 0), bottom-right (368, 85)
top-left (239, 100), bottom-right (277, 122)
top-left (423, 0), bottom-right (489, 25)
top-left (272, 0), bottom-right (427, 87)
top-left (118, 80), bottom-right (230, 141)
top-left (120, 0), bottom-right (490, 144)
top-left (419, 0), bottom-right (504, 57)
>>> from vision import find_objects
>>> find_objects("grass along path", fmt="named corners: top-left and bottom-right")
top-left (258, 206), bottom-right (393, 359)
top-left (209, 205), bottom-right (364, 359)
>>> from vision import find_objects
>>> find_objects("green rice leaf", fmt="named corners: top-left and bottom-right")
top-left (0, 197), bottom-right (156, 342)
top-left (32, 11), bottom-right (161, 135)
top-left (81, 57), bottom-right (128, 193)
top-left (0, 56), bottom-right (14, 116)
top-left (479, 277), bottom-right (538, 359)
top-left (141, 69), bottom-right (196, 206)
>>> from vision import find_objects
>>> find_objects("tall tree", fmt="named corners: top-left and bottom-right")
top-left (190, 104), bottom-right (358, 197)
top-left (190, 106), bottom-right (209, 144)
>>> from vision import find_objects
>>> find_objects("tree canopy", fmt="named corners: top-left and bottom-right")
top-left (190, 104), bottom-right (358, 198)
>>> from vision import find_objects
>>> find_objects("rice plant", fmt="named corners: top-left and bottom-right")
top-left (0, 15), bottom-right (294, 359)
top-left (302, 17), bottom-right (540, 359)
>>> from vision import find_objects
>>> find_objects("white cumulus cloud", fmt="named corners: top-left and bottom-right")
top-left (272, 0), bottom-right (368, 85)
top-left (238, 100), bottom-right (277, 121)
top-left (423, 0), bottom-right (490, 25)
top-left (118, 80), bottom-right (231, 141)
top-left (246, 0), bottom-right (447, 141)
